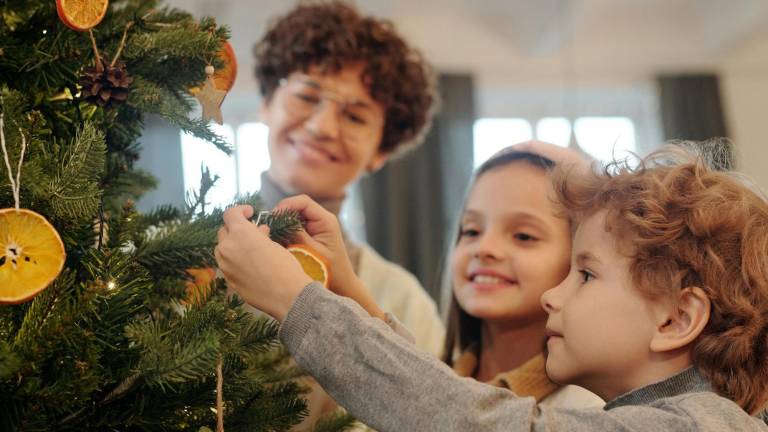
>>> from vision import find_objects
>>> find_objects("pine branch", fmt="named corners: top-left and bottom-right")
top-left (312, 410), bottom-right (359, 432)
top-left (134, 222), bottom-right (217, 277)
top-left (125, 26), bottom-right (217, 59)
top-left (136, 203), bottom-right (183, 227)
top-left (126, 316), bottom-right (221, 392)
top-left (225, 382), bottom-right (308, 432)
top-left (33, 121), bottom-right (106, 220)
top-left (0, 341), bottom-right (21, 380)
top-left (186, 164), bottom-right (219, 216)
top-left (0, 1), bottom-right (315, 429)
top-left (262, 209), bottom-right (304, 246)
top-left (130, 77), bottom-right (231, 154)
top-left (12, 270), bottom-right (76, 350)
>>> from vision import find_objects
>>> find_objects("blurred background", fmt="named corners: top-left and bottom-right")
top-left (137, 0), bottom-right (768, 301)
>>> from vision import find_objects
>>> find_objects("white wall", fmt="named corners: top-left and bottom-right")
top-left (721, 29), bottom-right (768, 193)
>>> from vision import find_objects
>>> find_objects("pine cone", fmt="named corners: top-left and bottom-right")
top-left (78, 59), bottom-right (134, 108)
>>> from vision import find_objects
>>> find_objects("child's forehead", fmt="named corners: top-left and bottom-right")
top-left (469, 164), bottom-right (560, 212)
top-left (573, 210), bottom-right (635, 258)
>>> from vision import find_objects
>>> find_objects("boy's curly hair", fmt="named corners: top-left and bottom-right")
top-left (555, 142), bottom-right (768, 414)
top-left (253, 1), bottom-right (437, 156)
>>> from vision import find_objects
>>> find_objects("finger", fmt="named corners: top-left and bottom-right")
top-left (275, 195), bottom-right (332, 224)
top-left (257, 224), bottom-right (271, 236)
top-left (222, 205), bottom-right (255, 230)
top-left (291, 229), bottom-right (327, 252)
top-left (217, 226), bottom-right (227, 244)
top-left (292, 229), bottom-right (313, 244)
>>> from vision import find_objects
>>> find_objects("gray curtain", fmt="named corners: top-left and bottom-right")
top-left (360, 74), bottom-right (475, 302)
top-left (658, 74), bottom-right (732, 169)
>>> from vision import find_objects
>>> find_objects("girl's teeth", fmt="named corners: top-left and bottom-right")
top-left (474, 275), bottom-right (506, 284)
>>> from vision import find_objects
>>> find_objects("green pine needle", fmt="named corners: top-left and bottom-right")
top-left (312, 410), bottom-right (360, 432)
top-left (259, 208), bottom-right (304, 246)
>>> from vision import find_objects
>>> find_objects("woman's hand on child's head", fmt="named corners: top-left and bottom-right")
top-left (510, 140), bottom-right (593, 173)
top-left (215, 205), bottom-right (313, 321)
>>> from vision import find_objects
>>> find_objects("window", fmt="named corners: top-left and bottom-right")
top-left (573, 117), bottom-right (636, 162)
top-left (473, 116), bottom-right (637, 167)
top-left (180, 122), bottom-right (270, 211)
top-left (473, 118), bottom-right (533, 168)
top-left (236, 122), bottom-right (270, 194)
top-left (535, 117), bottom-right (571, 148)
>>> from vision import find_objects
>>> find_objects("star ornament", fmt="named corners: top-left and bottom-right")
top-left (195, 77), bottom-right (226, 125)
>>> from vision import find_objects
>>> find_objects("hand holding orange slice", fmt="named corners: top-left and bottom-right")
top-left (0, 209), bottom-right (66, 304)
top-left (56, 0), bottom-right (109, 32)
top-left (287, 244), bottom-right (330, 288)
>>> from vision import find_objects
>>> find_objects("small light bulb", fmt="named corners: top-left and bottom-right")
top-left (107, 281), bottom-right (116, 290)
top-left (42, 29), bottom-right (48, 35)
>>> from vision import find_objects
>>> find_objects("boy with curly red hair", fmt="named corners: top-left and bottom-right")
top-left (217, 143), bottom-right (768, 430)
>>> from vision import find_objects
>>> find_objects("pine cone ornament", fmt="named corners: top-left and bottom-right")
top-left (79, 59), bottom-right (133, 108)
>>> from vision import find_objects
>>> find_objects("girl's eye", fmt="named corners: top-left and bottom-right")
top-left (578, 269), bottom-right (595, 284)
top-left (514, 232), bottom-right (538, 242)
top-left (458, 227), bottom-right (480, 238)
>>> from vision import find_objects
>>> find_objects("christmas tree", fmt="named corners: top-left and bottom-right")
top-left (0, 0), bottom-right (353, 430)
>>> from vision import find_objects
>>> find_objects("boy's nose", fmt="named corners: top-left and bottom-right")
top-left (305, 103), bottom-right (341, 140)
top-left (541, 280), bottom-right (564, 313)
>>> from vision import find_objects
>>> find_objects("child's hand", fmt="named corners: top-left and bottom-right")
top-left (274, 195), bottom-right (386, 320)
top-left (273, 195), bottom-right (357, 295)
top-left (216, 205), bottom-right (313, 321)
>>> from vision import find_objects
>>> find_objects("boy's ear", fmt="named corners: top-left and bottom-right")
top-left (366, 151), bottom-right (390, 173)
top-left (649, 287), bottom-right (711, 353)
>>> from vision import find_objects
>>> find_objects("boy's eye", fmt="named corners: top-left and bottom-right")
top-left (343, 110), bottom-right (368, 125)
top-left (458, 227), bottom-right (480, 238)
top-left (578, 269), bottom-right (595, 284)
top-left (295, 92), bottom-right (320, 104)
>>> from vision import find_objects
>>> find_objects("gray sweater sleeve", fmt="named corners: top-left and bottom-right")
top-left (279, 283), bottom-right (765, 432)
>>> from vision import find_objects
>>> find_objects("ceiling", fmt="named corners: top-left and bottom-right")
top-left (165, 0), bottom-right (768, 116)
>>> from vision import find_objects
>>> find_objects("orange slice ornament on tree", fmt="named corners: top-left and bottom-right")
top-left (0, 209), bottom-right (66, 304)
top-left (190, 41), bottom-right (238, 95)
top-left (213, 41), bottom-right (238, 92)
top-left (287, 244), bottom-right (330, 288)
top-left (183, 267), bottom-right (217, 305)
top-left (56, 0), bottom-right (109, 32)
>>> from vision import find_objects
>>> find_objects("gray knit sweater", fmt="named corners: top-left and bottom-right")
top-left (279, 283), bottom-right (767, 431)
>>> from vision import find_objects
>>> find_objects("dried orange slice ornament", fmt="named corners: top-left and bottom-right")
top-left (56, 0), bottom-right (109, 32)
top-left (183, 267), bottom-right (217, 305)
top-left (213, 41), bottom-right (238, 92)
top-left (287, 244), bottom-right (330, 288)
top-left (0, 209), bottom-right (66, 304)
top-left (190, 41), bottom-right (238, 95)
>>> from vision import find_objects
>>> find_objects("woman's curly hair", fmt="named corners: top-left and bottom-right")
top-left (253, 1), bottom-right (437, 155)
top-left (554, 141), bottom-right (768, 414)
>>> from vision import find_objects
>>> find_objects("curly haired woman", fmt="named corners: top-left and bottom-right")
top-left (249, 2), bottom-right (444, 429)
